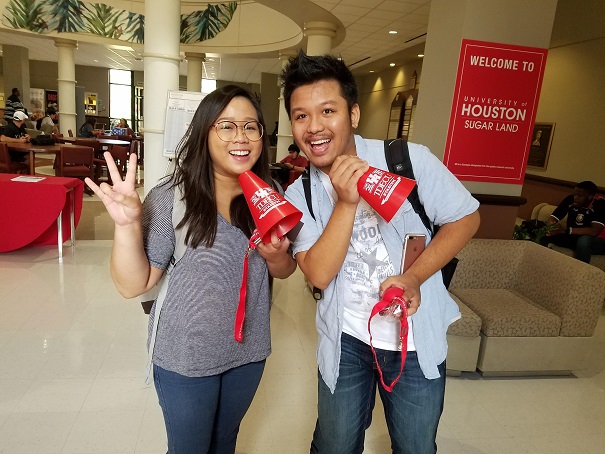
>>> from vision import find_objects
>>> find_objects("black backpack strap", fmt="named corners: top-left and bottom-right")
top-left (300, 169), bottom-right (322, 300)
top-left (384, 139), bottom-right (435, 237)
top-left (301, 169), bottom-right (315, 220)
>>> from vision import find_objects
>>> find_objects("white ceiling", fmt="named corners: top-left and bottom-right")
top-left (0, 0), bottom-right (431, 84)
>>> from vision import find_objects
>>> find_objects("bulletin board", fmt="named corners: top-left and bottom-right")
top-left (163, 90), bottom-right (207, 158)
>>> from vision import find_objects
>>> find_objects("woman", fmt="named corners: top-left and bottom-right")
top-left (117, 118), bottom-right (134, 136)
top-left (85, 85), bottom-right (296, 453)
top-left (79, 116), bottom-right (97, 138)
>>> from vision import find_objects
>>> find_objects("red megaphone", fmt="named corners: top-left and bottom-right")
top-left (239, 171), bottom-right (303, 243)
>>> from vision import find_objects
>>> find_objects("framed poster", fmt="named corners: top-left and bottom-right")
top-left (527, 122), bottom-right (555, 170)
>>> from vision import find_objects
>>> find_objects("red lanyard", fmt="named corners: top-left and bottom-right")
top-left (368, 287), bottom-right (409, 392)
top-left (236, 230), bottom-right (261, 342)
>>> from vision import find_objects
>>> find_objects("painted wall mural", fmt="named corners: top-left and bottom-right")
top-left (2, 0), bottom-right (237, 44)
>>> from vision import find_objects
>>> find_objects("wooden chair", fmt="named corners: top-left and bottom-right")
top-left (94, 144), bottom-right (130, 184)
top-left (0, 143), bottom-right (29, 174)
top-left (57, 145), bottom-right (94, 181)
top-left (74, 139), bottom-right (101, 157)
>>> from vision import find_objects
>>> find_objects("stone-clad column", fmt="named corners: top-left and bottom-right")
top-left (54, 38), bottom-right (77, 136)
top-left (142, 0), bottom-right (181, 193)
top-left (186, 52), bottom-right (205, 92)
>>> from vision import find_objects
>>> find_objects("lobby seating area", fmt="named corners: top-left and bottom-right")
top-left (447, 239), bottom-right (605, 376)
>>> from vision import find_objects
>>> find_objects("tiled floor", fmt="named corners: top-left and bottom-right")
top-left (2, 196), bottom-right (605, 453)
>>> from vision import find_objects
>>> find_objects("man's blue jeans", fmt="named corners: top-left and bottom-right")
top-left (153, 361), bottom-right (265, 454)
top-left (544, 233), bottom-right (605, 263)
top-left (311, 333), bottom-right (445, 454)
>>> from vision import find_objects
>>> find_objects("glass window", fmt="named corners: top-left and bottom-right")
top-left (202, 79), bottom-right (217, 93)
top-left (110, 84), bottom-right (132, 121)
top-left (110, 69), bottom-right (131, 85)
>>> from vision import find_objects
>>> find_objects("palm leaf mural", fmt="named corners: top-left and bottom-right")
top-left (181, 2), bottom-right (237, 44)
top-left (2, 1), bottom-right (235, 44)
top-left (124, 12), bottom-right (144, 43)
top-left (3, 0), bottom-right (47, 33)
top-left (45, 0), bottom-right (87, 33)
top-left (82, 3), bottom-right (125, 38)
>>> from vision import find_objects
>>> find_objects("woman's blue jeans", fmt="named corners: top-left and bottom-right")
top-left (153, 360), bottom-right (265, 454)
top-left (311, 333), bottom-right (445, 454)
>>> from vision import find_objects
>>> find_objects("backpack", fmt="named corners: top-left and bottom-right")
top-left (301, 138), bottom-right (458, 300)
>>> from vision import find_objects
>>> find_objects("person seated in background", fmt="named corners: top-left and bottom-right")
top-left (114, 118), bottom-right (134, 136)
top-left (541, 180), bottom-right (605, 263)
top-left (79, 116), bottom-right (99, 138)
top-left (273, 143), bottom-right (309, 189)
top-left (279, 143), bottom-right (308, 172)
top-left (37, 106), bottom-right (59, 134)
top-left (0, 110), bottom-right (31, 164)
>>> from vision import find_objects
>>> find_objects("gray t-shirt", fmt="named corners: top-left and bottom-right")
top-left (142, 182), bottom-right (271, 377)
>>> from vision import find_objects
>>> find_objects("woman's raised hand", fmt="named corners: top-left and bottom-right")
top-left (84, 152), bottom-right (142, 226)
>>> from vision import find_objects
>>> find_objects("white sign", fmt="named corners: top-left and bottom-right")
top-left (163, 90), bottom-right (207, 158)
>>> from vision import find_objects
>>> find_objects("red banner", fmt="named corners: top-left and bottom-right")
top-left (443, 40), bottom-right (548, 184)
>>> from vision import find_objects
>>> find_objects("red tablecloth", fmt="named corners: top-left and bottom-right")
top-left (0, 174), bottom-right (84, 252)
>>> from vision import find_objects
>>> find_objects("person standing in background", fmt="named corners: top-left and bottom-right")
top-left (4, 88), bottom-right (29, 122)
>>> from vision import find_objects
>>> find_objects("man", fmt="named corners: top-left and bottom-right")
top-left (542, 181), bottom-right (605, 263)
top-left (37, 106), bottom-right (59, 134)
top-left (4, 88), bottom-right (28, 122)
top-left (280, 143), bottom-right (309, 172)
top-left (1, 110), bottom-right (31, 163)
top-left (281, 52), bottom-right (480, 454)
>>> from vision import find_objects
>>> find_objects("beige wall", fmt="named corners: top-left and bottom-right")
top-left (355, 59), bottom-right (423, 141)
top-left (527, 41), bottom-right (605, 187)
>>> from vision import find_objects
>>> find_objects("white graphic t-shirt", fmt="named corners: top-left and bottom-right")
top-left (319, 171), bottom-right (415, 351)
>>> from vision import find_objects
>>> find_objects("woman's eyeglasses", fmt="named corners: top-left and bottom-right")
top-left (213, 120), bottom-right (264, 142)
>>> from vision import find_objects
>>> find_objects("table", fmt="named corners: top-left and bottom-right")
top-left (60, 137), bottom-right (131, 147)
top-left (7, 142), bottom-right (80, 175)
top-left (0, 174), bottom-right (84, 261)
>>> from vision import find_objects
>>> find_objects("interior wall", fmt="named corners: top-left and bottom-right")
top-left (526, 37), bottom-right (605, 186)
top-left (356, 59), bottom-right (423, 141)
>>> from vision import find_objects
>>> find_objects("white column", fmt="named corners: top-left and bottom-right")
top-left (304, 21), bottom-right (337, 56)
top-left (143, 0), bottom-right (181, 194)
top-left (185, 53), bottom-right (205, 92)
top-left (54, 38), bottom-right (77, 136)
top-left (276, 51), bottom-right (296, 162)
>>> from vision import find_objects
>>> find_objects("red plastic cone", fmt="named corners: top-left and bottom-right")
top-left (239, 171), bottom-right (303, 243)
top-left (357, 167), bottom-right (416, 222)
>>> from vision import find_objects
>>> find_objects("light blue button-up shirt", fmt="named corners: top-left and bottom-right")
top-left (285, 136), bottom-right (480, 392)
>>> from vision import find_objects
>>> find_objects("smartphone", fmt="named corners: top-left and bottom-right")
top-left (400, 234), bottom-right (426, 273)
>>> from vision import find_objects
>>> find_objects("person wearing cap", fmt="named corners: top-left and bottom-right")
top-left (4, 88), bottom-right (29, 122)
top-left (37, 107), bottom-right (59, 134)
top-left (1, 110), bottom-right (31, 163)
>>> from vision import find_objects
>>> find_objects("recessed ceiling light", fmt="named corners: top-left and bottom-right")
top-left (418, 54), bottom-right (424, 58)
top-left (369, 70), bottom-right (375, 73)
top-left (388, 30), bottom-right (397, 34)
top-left (389, 63), bottom-right (396, 67)
top-left (93, 59), bottom-right (98, 62)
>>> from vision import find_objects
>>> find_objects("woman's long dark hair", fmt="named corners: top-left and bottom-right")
top-left (171, 85), bottom-right (271, 248)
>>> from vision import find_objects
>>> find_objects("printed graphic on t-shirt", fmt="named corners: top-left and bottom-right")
top-left (343, 201), bottom-right (394, 311)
